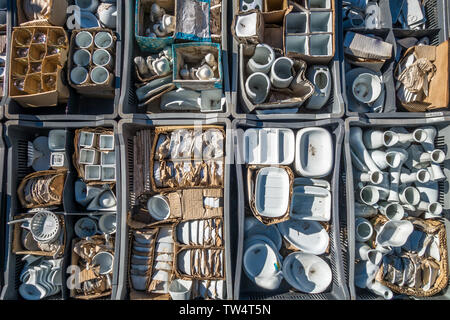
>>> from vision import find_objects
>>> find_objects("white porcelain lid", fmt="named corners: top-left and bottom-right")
top-left (244, 128), bottom-right (295, 165)
top-left (255, 167), bottom-right (290, 218)
top-left (283, 252), bottom-right (332, 294)
top-left (277, 220), bottom-right (329, 255)
top-left (290, 186), bottom-right (331, 222)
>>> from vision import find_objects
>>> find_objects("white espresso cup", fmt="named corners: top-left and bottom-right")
top-left (73, 49), bottom-right (91, 67)
top-left (90, 66), bottom-right (110, 85)
top-left (75, 31), bottom-right (93, 49)
top-left (70, 66), bottom-right (89, 85)
top-left (92, 49), bottom-right (114, 69)
top-left (94, 31), bottom-right (114, 49)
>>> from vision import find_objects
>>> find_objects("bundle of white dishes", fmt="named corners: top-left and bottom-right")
top-left (350, 126), bottom-right (447, 299)
top-left (19, 255), bottom-right (63, 300)
top-left (243, 216), bottom-right (332, 293)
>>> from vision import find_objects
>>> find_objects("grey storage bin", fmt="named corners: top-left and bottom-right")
top-left (339, 0), bottom-right (450, 118)
top-left (0, 124), bottom-right (5, 292)
top-left (344, 116), bottom-right (450, 300)
top-left (4, 0), bottom-right (124, 121)
top-left (118, 1), bottom-right (231, 119)
top-left (0, 120), bottom-right (121, 300)
top-left (0, 1), bottom-right (12, 121)
top-left (230, 0), bottom-right (344, 120)
top-left (232, 118), bottom-right (349, 299)
top-left (115, 118), bottom-right (233, 300)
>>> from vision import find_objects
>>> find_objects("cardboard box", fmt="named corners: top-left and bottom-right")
top-left (172, 42), bottom-right (223, 90)
top-left (397, 40), bottom-right (449, 111)
top-left (67, 28), bottom-right (116, 98)
top-left (135, 0), bottom-right (176, 53)
top-left (9, 26), bottom-right (69, 108)
top-left (283, 1), bottom-right (335, 64)
top-left (16, 0), bottom-right (68, 27)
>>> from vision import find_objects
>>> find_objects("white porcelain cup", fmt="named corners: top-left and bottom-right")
top-left (147, 195), bottom-right (170, 221)
top-left (75, 31), bottom-right (94, 48)
top-left (70, 66), bottom-right (89, 85)
top-left (94, 31), bottom-right (114, 49)
top-left (92, 251), bottom-right (114, 275)
top-left (74, 217), bottom-right (98, 238)
top-left (73, 49), bottom-right (91, 67)
top-left (352, 73), bottom-right (381, 104)
top-left (90, 66), bottom-right (110, 85)
top-left (92, 49), bottom-right (114, 69)
top-left (99, 213), bottom-right (116, 234)
top-left (168, 279), bottom-right (192, 300)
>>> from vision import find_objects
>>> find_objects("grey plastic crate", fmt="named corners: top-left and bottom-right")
top-left (339, 0), bottom-right (450, 118)
top-left (118, 1), bottom-right (231, 119)
top-left (232, 118), bottom-right (349, 300)
top-left (115, 117), bottom-right (233, 300)
top-left (0, 124), bottom-right (5, 292)
top-left (230, 0), bottom-right (344, 120)
top-left (4, 0), bottom-right (124, 121)
top-left (344, 116), bottom-right (450, 300)
top-left (0, 1), bottom-right (13, 121)
top-left (0, 120), bottom-right (122, 300)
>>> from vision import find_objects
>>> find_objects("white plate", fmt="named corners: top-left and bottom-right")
top-left (277, 220), bottom-right (329, 255)
top-left (198, 220), bottom-right (204, 245)
top-left (177, 221), bottom-right (190, 245)
top-left (178, 250), bottom-right (191, 275)
top-left (255, 167), bottom-right (290, 218)
top-left (190, 220), bottom-right (199, 244)
top-left (295, 127), bottom-right (333, 178)
top-left (290, 186), bottom-right (331, 221)
top-left (156, 227), bottom-right (173, 244)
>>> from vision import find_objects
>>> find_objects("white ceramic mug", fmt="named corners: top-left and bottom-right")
top-left (75, 31), bottom-right (94, 48)
top-left (94, 31), bottom-right (113, 49)
top-left (73, 49), bottom-right (91, 67)
top-left (70, 66), bottom-right (89, 85)
top-left (90, 66), bottom-right (110, 85)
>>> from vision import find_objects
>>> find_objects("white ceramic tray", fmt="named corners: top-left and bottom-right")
top-left (244, 128), bottom-right (295, 165)
top-left (290, 186), bottom-right (331, 221)
top-left (255, 167), bottom-right (290, 218)
top-left (295, 127), bottom-right (334, 177)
